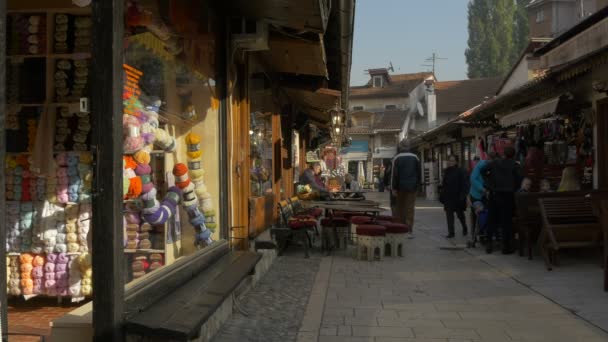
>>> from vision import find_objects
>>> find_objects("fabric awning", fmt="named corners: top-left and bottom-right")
top-left (499, 97), bottom-right (561, 127)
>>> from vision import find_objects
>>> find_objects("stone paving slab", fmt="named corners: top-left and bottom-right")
top-left (212, 253), bottom-right (321, 342)
top-left (301, 193), bottom-right (608, 342)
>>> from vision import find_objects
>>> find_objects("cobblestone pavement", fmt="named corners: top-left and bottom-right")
top-left (296, 193), bottom-right (608, 342)
top-left (212, 251), bottom-right (322, 342)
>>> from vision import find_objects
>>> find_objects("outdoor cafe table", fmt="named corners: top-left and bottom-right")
top-left (303, 202), bottom-right (384, 218)
top-left (305, 200), bottom-right (380, 208)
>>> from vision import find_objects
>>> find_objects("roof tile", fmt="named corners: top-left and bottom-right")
top-left (435, 77), bottom-right (502, 114)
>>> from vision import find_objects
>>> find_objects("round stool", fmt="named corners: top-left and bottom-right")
top-left (376, 215), bottom-right (398, 223)
top-left (381, 222), bottom-right (410, 257)
top-left (350, 216), bottom-right (373, 243)
top-left (320, 217), bottom-right (350, 252)
top-left (356, 225), bottom-right (386, 261)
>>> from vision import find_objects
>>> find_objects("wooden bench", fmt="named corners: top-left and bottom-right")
top-left (124, 241), bottom-right (261, 341)
top-left (514, 191), bottom-right (591, 259)
top-left (272, 200), bottom-right (317, 258)
top-left (538, 196), bottom-right (602, 270)
top-left (589, 191), bottom-right (608, 291)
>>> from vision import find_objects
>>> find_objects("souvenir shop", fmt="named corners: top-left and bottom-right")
top-left (489, 96), bottom-right (594, 192)
top-left (2, 0), bottom-right (224, 336)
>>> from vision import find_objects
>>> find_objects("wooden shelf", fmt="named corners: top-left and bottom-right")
top-left (124, 249), bottom-right (165, 254)
top-left (7, 55), bottom-right (46, 60)
top-left (49, 53), bottom-right (91, 59)
top-left (8, 103), bottom-right (45, 107)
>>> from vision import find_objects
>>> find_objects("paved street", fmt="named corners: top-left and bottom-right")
top-left (216, 192), bottom-right (608, 342)
top-left (213, 253), bottom-right (322, 342)
top-left (298, 192), bottom-right (608, 342)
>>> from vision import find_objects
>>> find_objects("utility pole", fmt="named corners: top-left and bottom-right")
top-left (421, 52), bottom-right (447, 76)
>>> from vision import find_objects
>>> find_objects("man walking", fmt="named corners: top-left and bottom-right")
top-left (391, 140), bottom-right (420, 231)
top-left (482, 147), bottom-right (521, 254)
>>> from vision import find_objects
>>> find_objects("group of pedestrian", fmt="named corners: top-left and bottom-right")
top-left (439, 146), bottom-right (522, 254)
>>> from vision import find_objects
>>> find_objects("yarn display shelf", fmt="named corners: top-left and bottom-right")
top-left (7, 54), bottom-right (46, 60)
top-left (48, 53), bottom-right (92, 60)
top-left (123, 150), bottom-right (166, 156)
top-left (8, 103), bottom-right (44, 107)
top-left (124, 249), bottom-right (165, 254)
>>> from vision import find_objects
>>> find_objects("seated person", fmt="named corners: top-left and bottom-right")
top-left (301, 162), bottom-right (329, 196)
top-left (340, 174), bottom-right (364, 199)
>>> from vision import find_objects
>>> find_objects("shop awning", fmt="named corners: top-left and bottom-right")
top-left (499, 97), bottom-right (561, 127)
top-left (340, 140), bottom-right (369, 154)
top-left (284, 87), bottom-right (340, 123)
top-left (227, 0), bottom-right (331, 33)
top-left (259, 33), bottom-right (328, 77)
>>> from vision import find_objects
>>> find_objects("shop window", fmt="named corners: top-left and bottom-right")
top-left (4, 3), bottom-right (97, 304)
top-left (122, 0), bottom-right (220, 284)
top-left (352, 105), bottom-right (364, 111)
top-left (385, 104), bottom-right (397, 110)
top-left (250, 112), bottom-right (273, 197)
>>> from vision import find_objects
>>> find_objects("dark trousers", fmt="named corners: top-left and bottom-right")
top-left (446, 209), bottom-right (467, 235)
top-left (379, 182), bottom-right (385, 192)
top-left (469, 196), bottom-right (480, 235)
top-left (487, 191), bottom-right (515, 248)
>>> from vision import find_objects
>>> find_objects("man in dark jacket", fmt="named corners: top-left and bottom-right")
top-left (391, 140), bottom-right (421, 230)
top-left (482, 146), bottom-right (522, 254)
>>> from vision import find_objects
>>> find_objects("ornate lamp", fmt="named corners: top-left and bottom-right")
top-left (329, 105), bottom-right (346, 149)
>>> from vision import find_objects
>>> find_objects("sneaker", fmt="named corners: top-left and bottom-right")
top-left (445, 234), bottom-right (455, 239)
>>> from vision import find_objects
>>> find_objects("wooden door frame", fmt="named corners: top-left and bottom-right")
top-left (228, 60), bottom-right (251, 249)
top-left (91, 0), bottom-right (125, 340)
top-left (0, 0), bottom-right (7, 337)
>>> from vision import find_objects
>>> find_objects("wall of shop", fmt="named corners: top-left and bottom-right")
top-left (350, 96), bottom-right (407, 112)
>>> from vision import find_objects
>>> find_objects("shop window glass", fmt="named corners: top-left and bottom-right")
top-left (5, 2), bottom-right (96, 305)
top-left (122, 0), bottom-right (220, 284)
top-left (250, 112), bottom-right (273, 197)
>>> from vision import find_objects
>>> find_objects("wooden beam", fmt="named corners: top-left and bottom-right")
top-left (0, 0), bottom-right (7, 338)
top-left (91, 1), bottom-right (125, 341)
top-left (260, 33), bottom-right (328, 77)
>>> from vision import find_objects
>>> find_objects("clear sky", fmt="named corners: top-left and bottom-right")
top-left (350, 0), bottom-right (470, 86)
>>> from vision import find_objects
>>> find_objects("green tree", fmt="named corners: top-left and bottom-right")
top-left (466, 0), bottom-right (530, 78)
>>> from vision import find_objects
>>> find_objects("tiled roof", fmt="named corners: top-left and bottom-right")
top-left (435, 77), bottom-right (502, 114)
top-left (347, 110), bottom-right (407, 134)
top-left (350, 72), bottom-right (433, 99)
top-left (347, 127), bottom-right (373, 135)
top-left (373, 110), bottom-right (407, 130)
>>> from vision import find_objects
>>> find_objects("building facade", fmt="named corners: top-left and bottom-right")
top-left (345, 69), bottom-right (432, 184)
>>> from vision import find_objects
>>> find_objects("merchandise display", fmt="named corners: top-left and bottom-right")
top-left (4, 6), bottom-right (94, 300)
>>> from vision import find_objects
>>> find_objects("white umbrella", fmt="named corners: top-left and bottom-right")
top-left (357, 161), bottom-right (365, 186)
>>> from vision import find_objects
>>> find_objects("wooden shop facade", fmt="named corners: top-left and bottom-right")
top-left (0, 0), bottom-right (355, 341)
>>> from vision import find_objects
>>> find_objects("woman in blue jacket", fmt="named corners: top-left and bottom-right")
top-left (469, 156), bottom-right (488, 236)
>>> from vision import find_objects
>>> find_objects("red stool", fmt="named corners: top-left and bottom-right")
top-left (288, 217), bottom-right (317, 258)
top-left (320, 217), bottom-right (350, 253)
top-left (356, 224), bottom-right (386, 261)
top-left (350, 216), bottom-right (373, 244)
top-left (381, 222), bottom-right (410, 257)
top-left (377, 215), bottom-right (398, 223)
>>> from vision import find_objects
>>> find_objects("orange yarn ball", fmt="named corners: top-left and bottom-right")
top-left (127, 176), bottom-right (143, 199)
top-left (124, 156), bottom-right (137, 170)
top-left (172, 163), bottom-right (191, 189)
